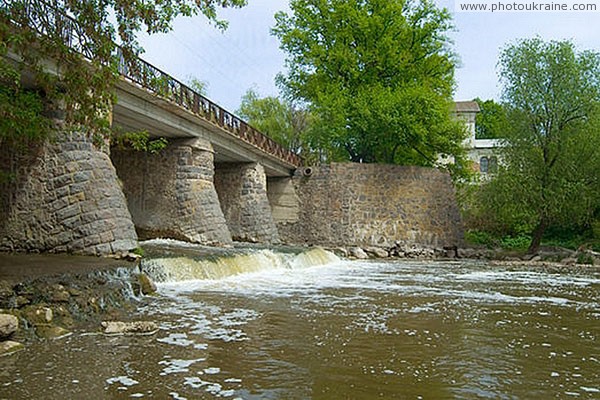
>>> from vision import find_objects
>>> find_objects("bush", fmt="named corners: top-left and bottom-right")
top-left (464, 230), bottom-right (498, 248)
top-left (500, 234), bottom-right (532, 250)
top-left (592, 220), bottom-right (600, 239)
top-left (576, 252), bottom-right (595, 265)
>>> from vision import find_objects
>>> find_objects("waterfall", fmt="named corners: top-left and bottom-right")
top-left (140, 247), bottom-right (340, 283)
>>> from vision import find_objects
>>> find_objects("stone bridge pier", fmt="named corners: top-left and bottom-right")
top-left (111, 138), bottom-right (233, 246)
top-left (214, 163), bottom-right (280, 244)
top-left (0, 131), bottom-right (139, 255)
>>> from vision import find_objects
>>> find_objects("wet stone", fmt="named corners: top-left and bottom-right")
top-left (0, 314), bottom-right (18, 339)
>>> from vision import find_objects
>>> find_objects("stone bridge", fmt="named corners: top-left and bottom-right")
top-left (109, 49), bottom-right (303, 247)
top-left (0, 0), bottom-right (464, 256)
top-left (0, 0), bottom-right (302, 254)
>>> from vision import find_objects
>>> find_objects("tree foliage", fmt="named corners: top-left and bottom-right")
top-left (186, 76), bottom-right (209, 96)
top-left (474, 98), bottom-right (508, 139)
top-left (272, 0), bottom-right (466, 169)
top-left (473, 38), bottom-right (600, 253)
top-left (0, 0), bottom-right (246, 144)
top-left (237, 88), bottom-right (312, 156)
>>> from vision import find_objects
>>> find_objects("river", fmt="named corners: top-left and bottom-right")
top-left (1, 243), bottom-right (599, 399)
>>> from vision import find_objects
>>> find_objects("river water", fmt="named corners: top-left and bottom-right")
top-left (1, 244), bottom-right (599, 399)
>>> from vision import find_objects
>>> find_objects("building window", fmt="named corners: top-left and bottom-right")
top-left (480, 156), bottom-right (489, 173)
top-left (489, 156), bottom-right (498, 173)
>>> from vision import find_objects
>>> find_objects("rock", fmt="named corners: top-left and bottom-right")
top-left (0, 282), bottom-right (13, 307)
top-left (138, 274), bottom-right (157, 296)
top-left (348, 247), bottom-right (369, 259)
top-left (364, 247), bottom-right (389, 258)
top-left (52, 306), bottom-right (75, 328)
top-left (124, 252), bottom-right (142, 262)
top-left (50, 290), bottom-right (71, 303)
top-left (35, 325), bottom-right (71, 339)
top-left (101, 321), bottom-right (159, 335)
top-left (458, 248), bottom-right (482, 259)
top-left (331, 247), bottom-right (349, 258)
top-left (0, 314), bottom-right (18, 340)
top-left (404, 246), bottom-right (423, 258)
top-left (14, 296), bottom-right (31, 308)
top-left (562, 257), bottom-right (577, 266)
top-left (0, 340), bottom-right (24, 356)
top-left (67, 288), bottom-right (83, 297)
top-left (389, 241), bottom-right (407, 258)
top-left (22, 305), bottom-right (53, 326)
top-left (443, 246), bottom-right (458, 258)
top-left (389, 248), bottom-right (405, 258)
top-left (521, 253), bottom-right (538, 261)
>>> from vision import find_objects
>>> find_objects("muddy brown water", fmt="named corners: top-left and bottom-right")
top-left (0, 246), bottom-right (598, 399)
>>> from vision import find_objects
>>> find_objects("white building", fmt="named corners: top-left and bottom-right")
top-left (453, 101), bottom-right (502, 175)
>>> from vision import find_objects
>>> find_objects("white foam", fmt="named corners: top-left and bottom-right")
top-left (106, 376), bottom-right (139, 387)
top-left (159, 358), bottom-right (205, 375)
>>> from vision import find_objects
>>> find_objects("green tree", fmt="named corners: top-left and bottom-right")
top-left (272, 0), bottom-right (466, 169)
top-left (0, 0), bottom-right (246, 143)
top-left (186, 76), bottom-right (209, 97)
top-left (484, 38), bottom-right (600, 253)
top-left (238, 88), bottom-right (312, 156)
top-left (474, 98), bottom-right (508, 139)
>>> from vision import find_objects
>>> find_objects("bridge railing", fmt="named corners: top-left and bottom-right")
top-left (2, 0), bottom-right (302, 168)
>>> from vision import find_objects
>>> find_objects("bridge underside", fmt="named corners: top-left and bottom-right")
top-left (112, 82), bottom-right (296, 178)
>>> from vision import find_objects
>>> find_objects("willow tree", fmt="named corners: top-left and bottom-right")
top-left (0, 0), bottom-right (246, 144)
top-left (272, 0), bottom-right (466, 169)
top-left (487, 38), bottom-right (600, 253)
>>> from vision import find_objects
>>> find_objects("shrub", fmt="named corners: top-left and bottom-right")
top-left (576, 252), bottom-right (595, 265)
top-left (500, 234), bottom-right (532, 250)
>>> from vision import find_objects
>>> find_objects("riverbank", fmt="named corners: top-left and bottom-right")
top-left (1, 242), bottom-right (598, 356)
top-left (0, 253), bottom-right (156, 355)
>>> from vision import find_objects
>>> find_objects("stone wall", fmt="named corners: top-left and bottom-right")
top-left (0, 132), bottom-right (138, 255)
top-left (272, 163), bottom-right (463, 248)
top-left (111, 138), bottom-right (232, 245)
top-left (267, 177), bottom-right (300, 224)
top-left (214, 163), bottom-right (280, 243)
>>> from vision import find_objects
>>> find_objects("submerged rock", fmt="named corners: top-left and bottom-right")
top-left (101, 321), bottom-right (159, 335)
top-left (0, 340), bottom-right (24, 356)
top-left (0, 314), bottom-right (18, 340)
top-left (35, 325), bottom-right (71, 339)
top-left (138, 273), bottom-right (157, 296)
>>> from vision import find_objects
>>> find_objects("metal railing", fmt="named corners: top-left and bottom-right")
top-left (1, 0), bottom-right (302, 167)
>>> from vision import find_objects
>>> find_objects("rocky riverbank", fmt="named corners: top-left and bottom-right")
top-left (331, 241), bottom-right (600, 265)
top-left (0, 255), bottom-right (158, 356)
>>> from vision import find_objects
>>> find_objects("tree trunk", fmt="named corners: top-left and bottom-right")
top-left (527, 218), bottom-right (548, 254)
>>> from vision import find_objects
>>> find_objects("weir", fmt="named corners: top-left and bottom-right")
top-left (140, 247), bottom-right (340, 283)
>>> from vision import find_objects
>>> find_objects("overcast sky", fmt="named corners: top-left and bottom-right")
top-left (137, 0), bottom-right (600, 112)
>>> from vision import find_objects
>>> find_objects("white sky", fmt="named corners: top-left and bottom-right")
top-left (137, 0), bottom-right (600, 112)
